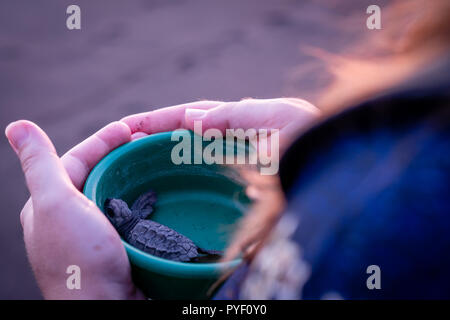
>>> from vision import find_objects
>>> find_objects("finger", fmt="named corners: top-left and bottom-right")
top-left (5, 120), bottom-right (74, 203)
top-left (120, 100), bottom-right (224, 134)
top-left (186, 98), bottom-right (319, 134)
top-left (185, 100), bottom-right (284, 158)
top-left (185, 99), bottom-right (278, 134)
top-left (61, 121), bottom-right (131, 190)
top-left (184, 102), bottom-right (237, 133)
top-left (131, 132), bottom-right (148, 140)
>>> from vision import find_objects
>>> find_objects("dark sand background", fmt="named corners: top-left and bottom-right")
top-left (0, 0), bottom-right (380, 298)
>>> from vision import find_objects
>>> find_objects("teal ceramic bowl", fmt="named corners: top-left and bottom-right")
top-left (83, 130), bottom-right (250, 299)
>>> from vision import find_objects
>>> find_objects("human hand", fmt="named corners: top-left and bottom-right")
top-left (121, 98), bottom-right (320, 154)
top-left (120, 98), bottom-right (320, 257)
top-left (5, 120), bottom-right (145, 300)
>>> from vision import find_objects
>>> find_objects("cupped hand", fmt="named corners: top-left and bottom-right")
top-left (121, 98), bottom-right (321, 154)
top-left (120, 98), bottom-right (321, 258)
top-left (5, 120), bottom-right (145, 300)
top-left (5, 98), bottom-right (319, 299)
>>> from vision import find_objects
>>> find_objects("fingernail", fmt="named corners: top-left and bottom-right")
top-left (186, 108), bottom-right (207, 120)
top-left (5, 121), bottom-right (29, 152)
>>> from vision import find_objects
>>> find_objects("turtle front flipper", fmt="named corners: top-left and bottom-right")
top-left (131, 190), bottom-right (157, 219)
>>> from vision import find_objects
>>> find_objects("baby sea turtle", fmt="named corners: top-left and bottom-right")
top-left (104, 190), bottom-right (222, 262)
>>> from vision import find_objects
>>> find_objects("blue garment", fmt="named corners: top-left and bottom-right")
top-left (215, 60), bottom-right (450, 299)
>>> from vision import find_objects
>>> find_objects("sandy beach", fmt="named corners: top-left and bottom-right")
top-left (0, 0), bottom-right (378, 298)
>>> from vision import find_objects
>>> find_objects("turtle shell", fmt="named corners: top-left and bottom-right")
top-left (126, 219), bottom-right (199, 262)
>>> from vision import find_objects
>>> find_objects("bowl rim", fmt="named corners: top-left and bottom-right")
top-left (83, 131), bottom-right (242, 278)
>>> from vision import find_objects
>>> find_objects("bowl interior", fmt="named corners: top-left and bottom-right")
top-left (84, 130), bottom-right (250, 276)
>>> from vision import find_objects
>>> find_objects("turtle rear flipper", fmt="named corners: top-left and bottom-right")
top-left (190, 248), bottom-right (223, 263)
top-left (197, 247), bottom-right (223, 256)
top-left (131, 190), bottom-right (157, 219)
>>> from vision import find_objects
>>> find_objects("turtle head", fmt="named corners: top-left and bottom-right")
top-left (104, 198), bottom-right (136, 228)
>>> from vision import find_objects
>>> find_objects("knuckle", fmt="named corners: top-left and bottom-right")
top-left (19, 199), bottom-right (33, 229)
top-left (20, 151), bottom-right (39, 175)
top-left (19, 208), bottom-right (26, 229)
top-left (37, 190), bottom-right (78, 214)
top-left (37, 198), bottom-right (64, 214)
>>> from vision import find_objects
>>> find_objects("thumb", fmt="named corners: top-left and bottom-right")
top-left (5, 120), bottom-right (74, 203)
